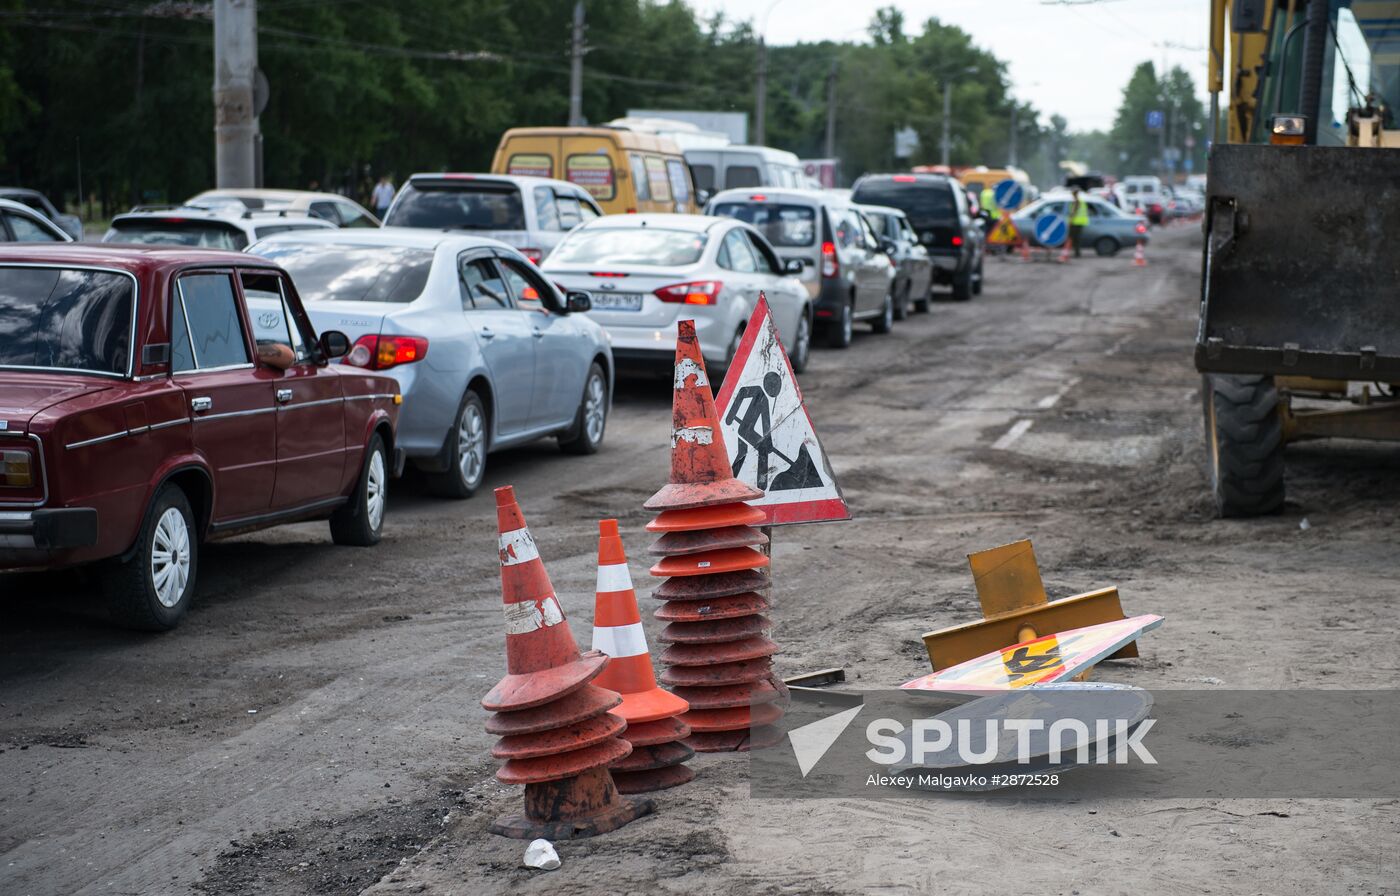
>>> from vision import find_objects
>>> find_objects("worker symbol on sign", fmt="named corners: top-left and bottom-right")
top-left (725, 371), bottom-right (823, 492)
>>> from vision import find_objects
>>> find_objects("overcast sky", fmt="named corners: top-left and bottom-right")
top-left (690, 0), bottom-right (1210, 133)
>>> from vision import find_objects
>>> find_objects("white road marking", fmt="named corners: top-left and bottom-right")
top-left (1036, 376), bottom-right (1081, 409)
top-left (992, 419), bottom-right (1034, 450)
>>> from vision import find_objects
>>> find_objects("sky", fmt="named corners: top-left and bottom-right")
top-left (689, 0), bottom-right (1211, 133)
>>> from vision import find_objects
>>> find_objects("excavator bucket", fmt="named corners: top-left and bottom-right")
top-left (1195, 143), bottom-right (1400, 381)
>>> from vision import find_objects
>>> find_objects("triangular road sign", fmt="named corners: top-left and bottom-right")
top-left (987, 216), bottom-right (1020, 246)
top-left (715, 295), bottom-right (850, 527)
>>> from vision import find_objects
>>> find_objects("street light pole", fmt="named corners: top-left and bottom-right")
top-left (1008, 104), bottom-right (1018, 168)
top-left (568, 1), bottom-right (586, 126)
top-left (755, 36), bottom-right (768, 145)
top-left (940, 80), bottom-right (952, 167)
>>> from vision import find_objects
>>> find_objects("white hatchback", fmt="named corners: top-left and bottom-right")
top-left (543, 214), bottom-right (812, 375)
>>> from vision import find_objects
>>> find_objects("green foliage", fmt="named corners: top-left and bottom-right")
top-left (0, 0), bottom-right (1050, 208)
top-left (1105, 61), bottom-right (1206, 179)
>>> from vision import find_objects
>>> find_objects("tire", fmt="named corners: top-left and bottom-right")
top-left (1202, 374), bottom-right (1285, 517)
top-left (871, 291), bottom-right (894, 334)
top-left (825, 300), bottom-right (853, 348)
top-left (950, 265), bottom-right (973, 302)
top-left (560, 362), bottom-right (608, 455)
top-left (913, 283), bottom-right (931, 314)
top-left (972, 257), bottom-right (984, 295)
top-left (1095, 236), bottom-right (1119, 257)
top-left (331, 432), bottom-right (388, 545)
top-left (105, 484), bottom-right (197, 631)
top-left (892, 281), bottom-right (910, 321)
top-left (789, 309), bottom-right (812, 374)
top-left (712, 327), bottom-right (744, 381)
top-left (427, 392), bottom-right (487, 499)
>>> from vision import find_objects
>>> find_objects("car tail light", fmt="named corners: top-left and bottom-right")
top-left (1135, 222), bottom-right (1147, 235)
top-left (346, 334), bottom-right (429, 371)
top-left (951, 235), bottom-right (963, 247)
top-left (749, 194), bottom-right (767, 201)
top-left (893, 175), bottom-right (916, 182)
top-left (590, 271), bottom-right (628, 277)
top-left (521, 248), bottom-right (543, 264)
top-left (655, 280), bottom-right (722, 305)
top-left (821, 241), bottom-right (839, 279)
top-left (1, 449), bottom-right (33, 488)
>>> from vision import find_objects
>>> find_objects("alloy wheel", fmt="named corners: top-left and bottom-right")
top-left (150, 507), bottom-right (191, 609)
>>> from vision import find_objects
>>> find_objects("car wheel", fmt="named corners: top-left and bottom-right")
top-left (950, 265), bottom-right (973, 302)
top-left (331, 432), bottom-right (388, 545)
top-left (892, 281), bottom-right (910, 321)
top-left (428, 392), bottom-right (487, 499)
top-left (790, 308), bottom-right (812, 374)
top-left (825, 300), bottom-right (853, 348)
top-left (105, 484), bottom-right (197, 631)
top-left (1095, 236), bottom-right (1119, 257)
top-left (871, 290), bottom-right (894, 334)
top-left (913, 283), bottom-right (932, 314)
top-left (972, 257), bottom-right (984, 295)
top-left (560, 362), bottom-right (609, 455)
top-left (1203, 374), bottom-right (1285, 517)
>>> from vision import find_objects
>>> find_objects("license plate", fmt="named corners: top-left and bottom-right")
top-left (589, 292), bottom-right (644, 311)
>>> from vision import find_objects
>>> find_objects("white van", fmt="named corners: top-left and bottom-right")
top-left (685, 146), bottom-right (807, 198)
top-left (1113, 176), bottom-right (1165, 214)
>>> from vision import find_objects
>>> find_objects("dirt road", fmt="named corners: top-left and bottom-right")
top-left (3, 226), bottom-right (1396, 895)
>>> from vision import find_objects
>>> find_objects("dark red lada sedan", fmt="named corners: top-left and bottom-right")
top-left (0, 245), bottom-right (402, 630)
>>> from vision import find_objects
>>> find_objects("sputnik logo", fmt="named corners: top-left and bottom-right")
top-left (786, 705), bottom-right (863, 778)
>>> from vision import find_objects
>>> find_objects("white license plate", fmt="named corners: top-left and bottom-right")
top-left (590, 292), bottom-right (644, 311)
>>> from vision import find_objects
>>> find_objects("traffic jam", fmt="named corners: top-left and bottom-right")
top-left (3, 1), bottom-right (1397, 894)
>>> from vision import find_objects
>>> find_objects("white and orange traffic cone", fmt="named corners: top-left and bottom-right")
top-left (591, 519), bottom-right (695, 793)
top-left (1132, 239), bottom-right (1147, 267)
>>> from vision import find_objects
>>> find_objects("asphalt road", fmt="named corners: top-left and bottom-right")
top-left (2, 225), bottom-right (1397, 895)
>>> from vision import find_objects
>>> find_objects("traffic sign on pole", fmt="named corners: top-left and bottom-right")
top-left (1145, 110), bottom-right (1164, 130)
top-left (992, 178), bottom-right (1024, 211)
top-left (715, 295), bottom-right (849, 527)
top-left (1033, 213), bottom-right (1068, 248)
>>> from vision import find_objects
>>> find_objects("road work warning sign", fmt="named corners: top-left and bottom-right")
top-left (715, 295), bottom-right (850, 526)
top-left (987, 216), bottom-right (1020, 246)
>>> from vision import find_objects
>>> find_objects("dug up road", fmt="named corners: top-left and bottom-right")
top-left (2, 226), bottom-right (1397, 896)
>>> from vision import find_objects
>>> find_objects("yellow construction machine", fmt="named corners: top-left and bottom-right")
top-left (1197, 0), bottom-right (1400, 515)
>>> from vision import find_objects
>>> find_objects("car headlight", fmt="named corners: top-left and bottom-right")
top-left (1, 449), bottom-right (33, 488)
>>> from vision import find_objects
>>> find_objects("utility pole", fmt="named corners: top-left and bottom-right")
top-left (824, 60), bottom-right (838, 158)
top-left (940, 80), bottom-right (952, 167)
top-left (754, 37), bottom-right (768, 145)
top-left (213, 0), bottom-right (259, 188)
top-left (568, 1), bottom-right (586, 126)
top-left (1008, 104), bottom-right (1018, 168)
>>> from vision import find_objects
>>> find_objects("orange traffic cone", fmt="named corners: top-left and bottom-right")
top-left (483, 486), bottom-right (653, 839)
top-left (1056, 242), bottom-right (1070, 263)
top-left (591, 519), bottom-right (695, 793)
top-left (645, 320), bottom-right (764, 512)
top-left (1018, 239), bottom-right (1032, 264)
top-left (644, 323), bottom-right (785, 752)
top-left (1132, 239), bottom-right (1147, 267)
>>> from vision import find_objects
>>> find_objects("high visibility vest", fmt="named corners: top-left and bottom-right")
top-left (980, 187), bottom-right (998, 217)
top-left (1070, 196), bottom-right (1090, 226)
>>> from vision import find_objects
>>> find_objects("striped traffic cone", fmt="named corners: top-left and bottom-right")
top-left (483, 486), bottom-right (653, 839)
top-left (645, 321), bottom-right (785, 753)
top-left (592, 519), bottom-right (695, 793)
top-left (1132, 239), bottom-right (1147, 267)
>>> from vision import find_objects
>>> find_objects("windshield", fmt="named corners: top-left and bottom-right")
top-left (851, 180), bottom-right (956, 226)
top-left (0, 266), bottom-right (133, 375)
top-left (711, 203), bottom-right (816, 247)
top-left (549, 228), bottom-right (707, 267)
top-left (384, 183), bottom-right (527, 230)
top-left (249, 243), bottom-right (434, 303)
top-left (106, 218), bottom-right (247, 250)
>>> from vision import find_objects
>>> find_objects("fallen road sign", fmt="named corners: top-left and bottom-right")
top-left (900, 615), bottom-right (1164, 693)
top-left (715, 295), bottom-right (850, 526)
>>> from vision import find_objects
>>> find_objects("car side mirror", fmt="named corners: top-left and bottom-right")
top-left (783, 258), bottom-right (805, 274)
top-left (695, 189), bottom-right (711, 207)
top-left (879, 238), bottom-right (897, 255)
top-left (319, 329), bottom-right (351, 360)
top-left (566, 291), bottom-right (592, 313)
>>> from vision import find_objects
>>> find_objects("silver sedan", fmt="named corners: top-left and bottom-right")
top-left (248, 228), bottom-right (614, 498)
top-left (542, 214), bottom-right (812, 376)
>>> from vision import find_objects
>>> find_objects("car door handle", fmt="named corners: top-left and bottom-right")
top-left (276, 388), bottom-right (293, 403)
top-left (479, 326), bottom-right (495, 340)
top-left (191, 396), bottom-right (212, 413)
